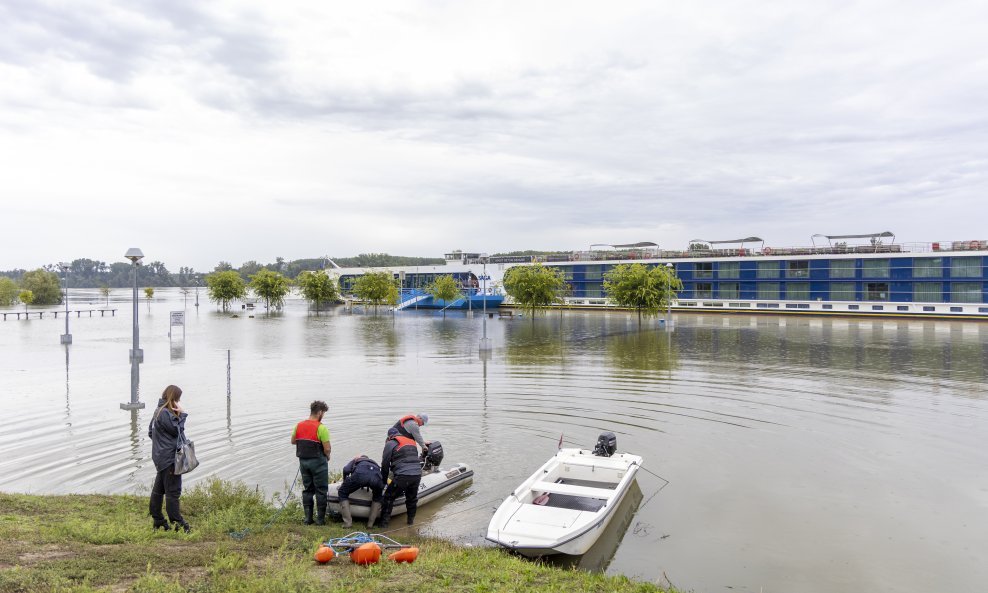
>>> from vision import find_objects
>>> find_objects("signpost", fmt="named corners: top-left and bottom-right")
top-left (169, 310), bottom-right (185, 340)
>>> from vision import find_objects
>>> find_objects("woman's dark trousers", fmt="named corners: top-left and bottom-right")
top-left (149, 465), bottom-right (184, 523)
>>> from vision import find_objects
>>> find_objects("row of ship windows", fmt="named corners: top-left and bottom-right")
top-left (678, 282), bottom-right (984, 303)
top-left (563, 258), bottom-right (984, 280)
top-left (683, 302), bottom-right (988, 313)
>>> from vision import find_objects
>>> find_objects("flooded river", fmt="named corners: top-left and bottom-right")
top-left (2, 288), bottom-right (987, 592)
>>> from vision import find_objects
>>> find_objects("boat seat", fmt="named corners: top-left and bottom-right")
top-left (531, 480), bottom-right (614, 500)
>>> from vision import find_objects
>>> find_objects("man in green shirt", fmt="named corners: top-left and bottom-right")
top-left (291, 401), bottom-right (332, 525)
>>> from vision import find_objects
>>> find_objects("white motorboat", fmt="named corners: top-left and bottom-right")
top-left (486, 433), bottom-right (642, 557)
top-left (327, 442), bottom-right (473, 519)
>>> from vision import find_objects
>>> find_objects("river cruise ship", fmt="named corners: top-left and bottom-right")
top-left (333, 233), bottom-right (988, 319)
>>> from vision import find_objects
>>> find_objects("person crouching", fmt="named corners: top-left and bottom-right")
top-left (338, 455), bottom-right (385, 528)
top-left (379, 427), bottom-right (422, 528)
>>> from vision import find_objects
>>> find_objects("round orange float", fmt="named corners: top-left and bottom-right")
top-left (313, 545), bottom-right (335, 564)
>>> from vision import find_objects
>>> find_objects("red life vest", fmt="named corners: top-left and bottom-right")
top-left (393, 415), bottom-right (423, 440)
top-left (295, 419), bottom-right (324, 459)
top-left (389, 435), bottom-right (420, 466)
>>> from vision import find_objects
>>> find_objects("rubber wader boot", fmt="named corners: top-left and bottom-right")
top-left (303, 503), bottom-right (314, 525)
top-left (340, 500), bottom-right (353, 528)
top-left (367, 502), bottom-right (382, 528)
top-left (315, 501), bottom-right (327, 526)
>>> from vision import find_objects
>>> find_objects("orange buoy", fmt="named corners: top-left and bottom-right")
top-left (389, 547), bottom-right (419, 563)
top-left (314, 545), bottom-right (335, 564)
top-left (350, 542), bottom-right (382, 565)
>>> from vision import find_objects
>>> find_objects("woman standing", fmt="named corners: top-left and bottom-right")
top-left (148, 384), bottom-right (191, 532)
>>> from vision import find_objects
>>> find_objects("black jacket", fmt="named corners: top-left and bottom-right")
top-left (148, 398), bottom-right (188, 472)
top-left (381, 438), bottom-right (422, 479)
top-left (342, 455), bottom-right (385, 489)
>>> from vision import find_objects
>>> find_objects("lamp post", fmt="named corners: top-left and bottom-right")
top-left (121, 248), bottom-right (146, 410)
top-left (194, 278), bottom-right (200, 308)
top-left (59, 262), bottom-right (72, 344)
top-left (479, 255), bottom-right (492, 352)
top-left (665, 262), bottom-right (674, 328)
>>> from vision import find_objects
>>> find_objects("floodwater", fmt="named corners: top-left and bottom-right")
top-left (2, 288), bottom-right (987, 593)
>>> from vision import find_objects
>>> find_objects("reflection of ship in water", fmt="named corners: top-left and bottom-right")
top-left (542, 480), bottom-right (644, 573)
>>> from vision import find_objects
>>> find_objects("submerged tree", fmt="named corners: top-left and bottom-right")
top-left (502, 263), bottom-right (568, 320)
top-left (603, 263), bottom-right (683, 327)
top-left (0, 277), bottom-right (19, 307)
top-left (100, 285), bottom-right (110, 306)
top-left (427, 274), bottom-right (462, 318)
top-left (20, 269), bottom-right (62, 306)
top-left (249, 269), bottom-right (291, 310)
top-left (144, 287), bottom-right (154, 311)
top-left (353, 271), bottom-right (399, 314)
top-left (19, 289), bottom-right (34, 311)
top-left (296, 270), bottom-right (340, 314)
top-left (205, 270), bottom-right (247, 312)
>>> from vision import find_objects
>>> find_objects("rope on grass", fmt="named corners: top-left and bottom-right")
top-left (228, 468), bottom-right (301, 540)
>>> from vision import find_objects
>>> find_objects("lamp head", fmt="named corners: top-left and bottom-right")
top-left (124, 248), bottom-right (144, 264)
top-left (59, 262), bottom-right (70, 272)
top-left (665, 262), bottom-right (673, 268)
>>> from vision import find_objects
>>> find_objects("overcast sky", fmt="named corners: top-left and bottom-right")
top-left (2, 0), bottom-right (987, 270)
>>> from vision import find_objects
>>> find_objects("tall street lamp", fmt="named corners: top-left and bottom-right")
top-left (665, 262), bottom-right (674, 327)
top-left (479, 255), bottom-right (492, 352)
top-left (59, 262), bottom-right (72, 344)
top-left (121, 248), bottom-right (146, 410)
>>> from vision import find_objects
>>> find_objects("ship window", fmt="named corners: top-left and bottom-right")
top-left (695, 283), bottom-right (713, 299)
top-left (862, 259), bottom-right (890, 278)
top-left (786, 282), bottom-right (810, 300)
top-left (951, 257), bottom-right (982, 278)
top-left (951, 282), bottom-right (982, 303)
top-left (980, 307), bottom-right (988, 313)
top-left (584, 282), bottom-right (603, 298)
top-left (914, 282), bottom-right (942, 302)
top-left (718, 262), bottom-right (740, 278)
top-left (830, 283), bottom-right (855, 301)
top-left (865, 282), bottom-right (889, 301)
top-left (695, 262), bottom-right (713, 279)
top-left (897, 306), bottom-right (909, 311)
top-left (785, 303), bottom-right (799, 308)
top-left (923, 306), bottom-right (936, 312)
top-left (729, 302), bottom-right (750, 307)
top-left (756, 282), bottom-right (779, 300)
top-left (757, 261), bottom-right (779, 279)
top-left (756, 303), bottom-right (780, 308)
top-left (913, 257), bottom-right (942, 278)
top-left (584, 265), bottom-right (604, 280)
top-left (872, 305), bottom-right (884, 311)
top-left (718, 282), bottom-right (739, 299)
top-left (829, 259), bottom-right (856, 278)
top-left (786, 260), bottom-right (809, 278)
top-left (950, 306), bottom-right (963, 312)
top-left (823, 304), bottom-right (833, 309)
top-left (848, 304), bottom-right (860, 310)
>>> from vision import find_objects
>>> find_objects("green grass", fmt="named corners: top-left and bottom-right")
top-left (0, 479), bottom-right (678, 593)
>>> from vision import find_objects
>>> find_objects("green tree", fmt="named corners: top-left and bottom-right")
top-left (297, 270), bottom-right (340, 314)
top-left (100, 285), bottom-right (110, 306)
top-left (502, 263), bottom-right (568, 320)
top-left (427, 274), bottom-right (463, 318)
top-left (206, 270), bottom-right (247, 311)
top-left (19, 289), bottom-right (34, 311)
top-left (603, 263), bottom-right (683, 327)
top-left (353, 271), bottom-right (399, 314)
top-left (0, 277), bottom-right (19, 307)
top-left (20, 269), bottom-right (62, 305)
top-left (144, 287), bottom-right (154, 311)
top-left (249, 269), bottom-right (291, 310)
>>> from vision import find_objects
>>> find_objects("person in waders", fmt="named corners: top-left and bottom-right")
top-left (338, 455), bottom-right (385, 528)
top-left (379, 427), bottom-right (423, 528)
top-left (291, 400), bottom-right (332, 525)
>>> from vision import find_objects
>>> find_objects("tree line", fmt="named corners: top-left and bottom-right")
top-left (0, 253), bottom-right (445, 290)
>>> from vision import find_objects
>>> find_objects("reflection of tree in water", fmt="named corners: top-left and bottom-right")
top-left (428, 319), bottom-right (462, 357)
top-left (358, 316), bottom-right (400, 362)
top-left (503, 319), bottom-right (566, 367)
top-left (606, 329), bottom-right (678, 373)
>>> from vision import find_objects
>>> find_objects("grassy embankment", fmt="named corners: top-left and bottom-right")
top-left (0, 479), bottom-right (678, 593)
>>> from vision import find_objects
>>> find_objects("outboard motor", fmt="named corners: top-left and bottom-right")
top-left (420, 441), bottom-right (444, 472)
top-left (592, 432), bottom-right (617, 457)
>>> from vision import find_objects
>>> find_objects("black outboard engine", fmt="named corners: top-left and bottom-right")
top-left (420, 441), bottom-right (444, 472)
top-left (592, 432), bottom-right (617, 457)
